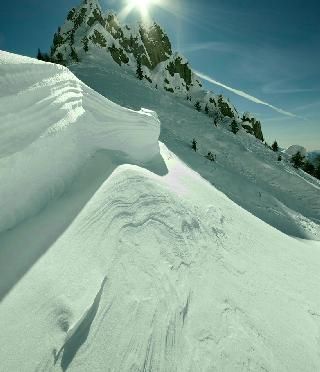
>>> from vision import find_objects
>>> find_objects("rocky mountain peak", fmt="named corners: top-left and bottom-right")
top-left (49, 0), bottom-right (265, 142)
top-left (80, 0), bottom-right (102, 12)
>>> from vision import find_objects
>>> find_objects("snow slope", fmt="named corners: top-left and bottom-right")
top-left (71, 53), bottom-right (320, 240)
top-left (1, 52), bottom-right (320, 372)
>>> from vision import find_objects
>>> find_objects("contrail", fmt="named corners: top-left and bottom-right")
top-left (194, 70), bottom-right (297, 118)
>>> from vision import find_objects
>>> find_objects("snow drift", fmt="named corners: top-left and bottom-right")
top-left (1, 142), bottom-right (320, 371)
top-left (0, 51), bottom-right (160, 232)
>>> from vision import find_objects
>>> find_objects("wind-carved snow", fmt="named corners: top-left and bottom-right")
top-left (0, 51), bottom-right (160, 233)
top-left (1, 143), bottom-right (320, 371)
top-left (1, 52), bottom-right (320, 372)
top-left (54, 276), bottom-right (108, 371)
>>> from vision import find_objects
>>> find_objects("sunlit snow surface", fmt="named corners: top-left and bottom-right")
top-left (71, 52), bottom-right (320, 241)
top-left (0, 51), bottom-right (320, 371)
top-left (0, 51), bottom-right (160, 233)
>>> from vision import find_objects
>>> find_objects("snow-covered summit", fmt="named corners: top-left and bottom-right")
top-left (49, 0), bottom-right (264, 141)
top-left (285, 145), bottom-right (307, 157)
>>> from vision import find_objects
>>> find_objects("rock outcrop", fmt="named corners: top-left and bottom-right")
top-left (50, 0), bottom-right (198, 94)
top-left (50, 0), bottom-right (265, 141)
top-left (241, 113), bottom-right (264, 142)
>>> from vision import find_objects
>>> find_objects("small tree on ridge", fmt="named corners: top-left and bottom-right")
top-left (272, 140), bottom-right (279, 152)
top-left (290, 151), bottom-right (305, 169)
top-left (192, 138), bottom-right (197, 152)
top-left (136, 57), bottom-right (143, 80)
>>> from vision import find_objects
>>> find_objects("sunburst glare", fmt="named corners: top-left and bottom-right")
top-left (119, 0), bottom-right (170, 22)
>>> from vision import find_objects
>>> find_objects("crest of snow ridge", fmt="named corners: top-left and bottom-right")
top-left (50, 0), bottom-right (264, 141)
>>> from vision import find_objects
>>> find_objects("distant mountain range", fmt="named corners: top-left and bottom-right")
top-left (48, 0), bottom-right (264, 142)
top-left (307, 150), bottom-right (320, 164)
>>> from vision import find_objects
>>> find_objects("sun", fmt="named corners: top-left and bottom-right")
top-left (129, 0), bottom-right (152, 13)
top-left (120, 0), bottom-right (171, 23)
top-left (123, 0), bottom-right (157, 19)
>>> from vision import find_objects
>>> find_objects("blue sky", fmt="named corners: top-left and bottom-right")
top-left (1, 0), bottom-right (319, 150)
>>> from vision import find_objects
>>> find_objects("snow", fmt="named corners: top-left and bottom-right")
top-left (0, 51), bottom-right (320, 371)
top-left (0, 51), bottom-right (160, 233)
top-left (71, 52), bottom-right (320, 240)
top-left (52, 1), bottom-right (206, 103)
top-left (285, 144), bottom-right (307, 157)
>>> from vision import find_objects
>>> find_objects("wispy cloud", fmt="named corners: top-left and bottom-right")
top-left (267, 87), bottom-right (320, 94)
top-left (261, 79), bottom-right (320, 95)
top-left (194, 70), bottom-right (298, 118)
top-left (180, 41), bottom-right (233, 54)
top-left (298, 101), bottom-right (320, 110)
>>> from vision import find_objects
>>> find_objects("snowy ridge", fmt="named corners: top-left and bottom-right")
top-left (1, 139), bottom-right (320, 371)
top-left (48, 0), bottom-right (266, 141)
top-left (71, 54), bottom-right (320, 240)
top-left (0, 51), bottom-right (160, 232)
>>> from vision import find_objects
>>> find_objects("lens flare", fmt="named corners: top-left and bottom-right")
top-left (121, 0), bottom-right (166, 20)
top-left (130, 0), bottom-right (151, 11)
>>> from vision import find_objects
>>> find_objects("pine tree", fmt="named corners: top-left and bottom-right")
top-left (44, 54), bottom-right (49, 62)
top-left (230, 120), bottom-right (239, 134)
top-left (271, 140), bottom-right (279, 152)
top-left (277, 154), bottom-right (282, 161)
top-left (303, 160), bottom-right (315, 175)
top-left (82, 37), bottom-right (89, 52)
top-left (314, 156), bottom-right (320, 179)
top-left (70, 31), bottom-right (75, 45)
top-left (37, 48), bottom-right (42, 60)
top-left (136, 57), bottom-right (143, 80)
top-left (56, 52), bottom-right (66, 66)
top-left (205, 104), bottom-right (209, 114)
top-left (52, 30), bottom-right (64, 49)
top-left (191, 138), bottom-right (197, 152)
top-left (36, 49), bottom-right (51, 62)
top-left (290, 151), bottom-right (305, 169)
top-left (194, 101), bottom-right (201, 112)
top-left (315, 164), bottom-right (320, 179)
